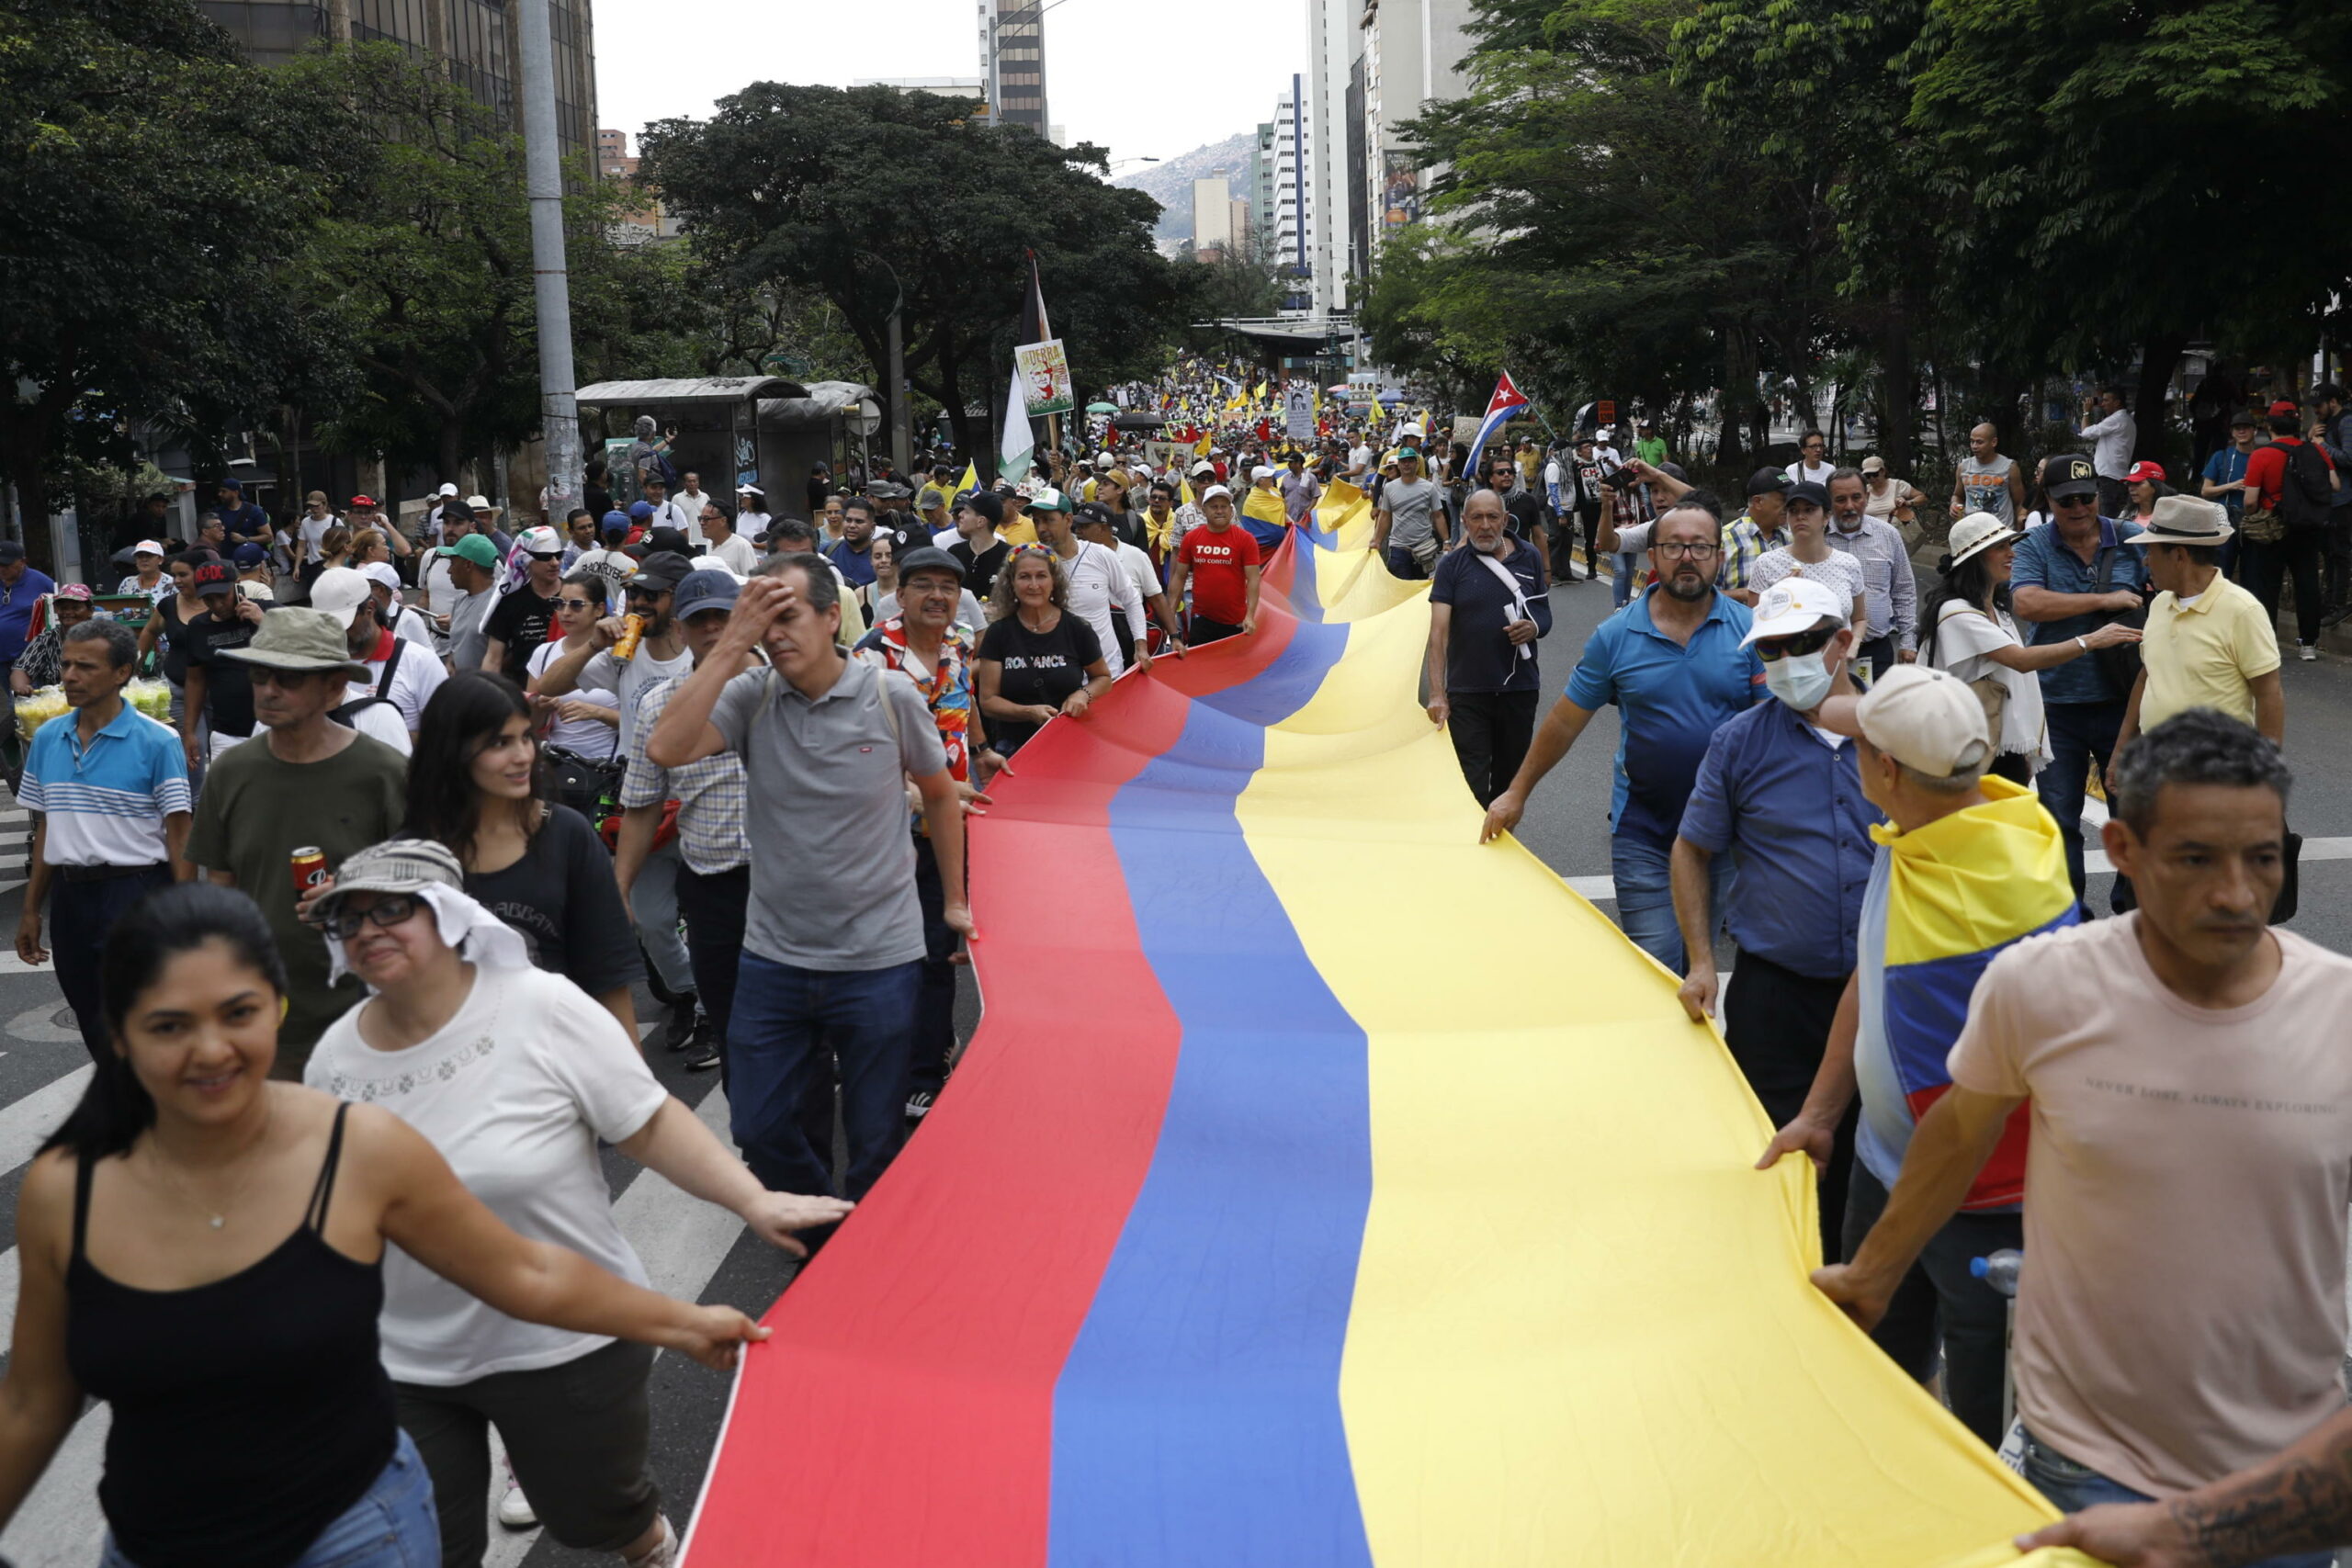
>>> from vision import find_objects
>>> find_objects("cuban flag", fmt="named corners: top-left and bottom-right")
top-left (1464, 370), bottom-right (1532, 480)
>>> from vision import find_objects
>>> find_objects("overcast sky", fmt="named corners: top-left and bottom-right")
top-left (594, 0), bottom-right (1300, 171)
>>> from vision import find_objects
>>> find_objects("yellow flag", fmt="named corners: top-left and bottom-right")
top-left (1194, 433), bottom-right (1212, 457)
top-left (1180, 478), bottom-right (1195, 507)
top-left (1253, 381), bottom-right (1268, 402)
top-left (956, 461), bottom-right (978, 496)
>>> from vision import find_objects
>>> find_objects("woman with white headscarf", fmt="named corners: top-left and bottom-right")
top-left (303, 839), bottom-right (849, 1568)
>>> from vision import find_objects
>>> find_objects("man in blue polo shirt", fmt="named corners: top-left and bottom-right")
top-left (1671, 577), bottom-right (1880, 1253)
top-left (16, 618), bottom-right (191, 1063)
top-left (1482, 500), bottom-right (1766, 973)
top-left (211, 478), bottom-right (271, 550)
top-left (2010, 452), bottom-right (2147, 908)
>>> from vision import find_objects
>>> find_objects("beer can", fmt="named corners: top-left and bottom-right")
top-left (612, 613), bottom-right (646, 661)
top-left (290, 846), bottom-right (328, 897)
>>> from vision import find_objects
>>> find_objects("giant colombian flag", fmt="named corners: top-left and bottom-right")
top-left (680, 489), bottom-right (2097, 1568)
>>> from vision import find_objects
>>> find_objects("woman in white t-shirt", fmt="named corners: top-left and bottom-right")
top-left (305, 840), bottom-right (849, 1568)
top-left (527, 570), bottom-right (622, 761)
top-left (1920, 513), bottom-right (2142, 784)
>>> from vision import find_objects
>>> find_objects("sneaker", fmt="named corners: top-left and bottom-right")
top-left (2301, 641), bottom-right (2320, 661)
top-left (662, 995), bottom-right (701, 1053)
top-left (905, 1089), bottom-right (937, 1123)
top-left (497, 1457), bottom-right (537, 1529)
top-left (684, 1028), bottom-right (722, 1072)
top-left (624, 1515), bottom-right (679, 1568)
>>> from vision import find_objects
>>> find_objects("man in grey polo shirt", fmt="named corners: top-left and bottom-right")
top-left (647, 552), bottom-right (972, 1208)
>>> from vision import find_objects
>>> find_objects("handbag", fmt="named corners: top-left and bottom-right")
top-left (2242, 503), bottom-right (2286, 545)
top-left (546, 745), bottom-right (627, 826)
top-left (2091, 543), bottom-right (2145, 692)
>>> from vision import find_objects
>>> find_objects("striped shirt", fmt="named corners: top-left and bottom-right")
top-left (619, 674), bottom-right (748, 876)
top-left (19, 700), bottom-right (190, 866)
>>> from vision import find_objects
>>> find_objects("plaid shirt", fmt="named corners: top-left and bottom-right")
top-left (620, 675), bottom-right (749, 875)
top-left (1718, 513), bottom-right (1792, 593)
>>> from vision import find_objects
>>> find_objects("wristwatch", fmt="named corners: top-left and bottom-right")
top-left (2075, 636), bottom-right (2089, 653)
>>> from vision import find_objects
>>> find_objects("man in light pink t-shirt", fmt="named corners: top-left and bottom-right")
top-left (1817, 711), bottom-right (2352, 1568)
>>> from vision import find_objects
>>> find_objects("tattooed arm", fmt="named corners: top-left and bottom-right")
top-left (2016, 1405), bottom-right (2352, 1566)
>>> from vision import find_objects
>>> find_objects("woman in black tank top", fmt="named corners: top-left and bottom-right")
top-left (0, 884), bottom-right (770, 1568)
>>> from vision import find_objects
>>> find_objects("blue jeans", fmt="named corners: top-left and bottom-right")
top-left (103, 1429), bottom-right (437, 1568)
top-left (1611, 552), bottom-right (1635, 607)
top-left (1611, 833), bottom-right (1733, 976)
top-left (2035, 698), bottom-right (2129, 911)
top-left (2018, 1428), bottom-right (2333, 1568)
top-left (730, 953), bottom-right (920, 1201)
top-left (1384, 544), bottom-right (1429, 581)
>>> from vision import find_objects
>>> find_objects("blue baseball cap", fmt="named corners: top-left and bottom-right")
top-left (232, 542), bottom-right (269, 569)
top-left (672, 568), bottom-right (741, 622)
top-left (601, 509), bottom-right (630, 537)
top-left (627, 500), bottom-right (655, 521)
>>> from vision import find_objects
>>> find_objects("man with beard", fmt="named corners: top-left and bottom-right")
top-left (1424, 490), bottom-right (1552, 806)
top-left (1480, 502), bottom-right (1767, 974)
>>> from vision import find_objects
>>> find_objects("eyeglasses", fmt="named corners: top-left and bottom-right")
top-left (1755, 626), bottom-right (1838, 663)
top-left (247, 667), bottom-right (324, 689)
top-left (323, 892), bottom-right (424, 941)
top-left (1653, 541), bottom-right (1719, 559)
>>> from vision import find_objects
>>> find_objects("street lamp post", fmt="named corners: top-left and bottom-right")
top-left (515, 0), bottom-right (581, 521)
top-left (855, 251), bottom-right (911, 477)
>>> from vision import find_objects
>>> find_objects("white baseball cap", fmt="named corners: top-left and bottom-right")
top-left (437, 482), bottom-right (459, 498)
top-left (132, 538), bottom-right (164, 558)
top-left (307, 565), bottom-right (375, 630)
top-left (1856, 665), bottom-right (1991, 778)
top-left (1739, 577), bottom-right (1848, 647)
top-left (1250, 465), bottom-right (1276, 482)
top-left (358, 561), bottom-right (402, 594)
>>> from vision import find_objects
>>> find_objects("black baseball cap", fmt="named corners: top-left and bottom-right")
top-left (1072, 501), bottom-right (1114, 529)
top-left (1784, 480), bottom-right (1830, 511)
top-left (1746, 468), bottom-right (1792, 499)
top-left (2045, 455), bottom-right (2098, 500)
top-left (627, 549), bottom-right (695, 591)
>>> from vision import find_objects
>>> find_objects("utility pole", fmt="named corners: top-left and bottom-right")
top-left (887, 306), bottom-right (910, 475)
top-left (515, 0), bottom-right (582, 522)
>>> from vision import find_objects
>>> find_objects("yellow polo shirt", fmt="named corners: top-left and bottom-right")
top-left (2139, 576), bottom-right (2279, 730)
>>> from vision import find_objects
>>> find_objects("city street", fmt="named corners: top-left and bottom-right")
top-left (0, 577), bottom-right (2346, 1564)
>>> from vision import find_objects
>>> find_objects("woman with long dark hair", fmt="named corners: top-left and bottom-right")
top-left (1921, 514), bottom-right (2142, 784)
top-left (0, 882), bottom-right (768, 1568)
top-left (404, 671), bottom-right (641, 1036)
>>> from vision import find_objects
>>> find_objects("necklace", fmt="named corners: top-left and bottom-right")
top-left (148, 1101), bottom-right (274, 1230)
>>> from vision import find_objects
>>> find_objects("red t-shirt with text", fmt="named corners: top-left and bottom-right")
top-left (1179, 525), bottom-right (1261, 625)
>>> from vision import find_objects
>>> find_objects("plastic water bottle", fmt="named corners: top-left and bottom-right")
top-left (1971, 1249), bottom-right (2023, 1297)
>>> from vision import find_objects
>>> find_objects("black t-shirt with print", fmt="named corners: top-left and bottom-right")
top-left (185, 604), bottom-right (271, 738)
top-left (976, 612), bottom-right (1103, 753)
top-left (484, 586), bottom-right (559, 682)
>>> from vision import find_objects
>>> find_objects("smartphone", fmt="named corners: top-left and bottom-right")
top-left (1602, 466), bottom-right (1641, 492)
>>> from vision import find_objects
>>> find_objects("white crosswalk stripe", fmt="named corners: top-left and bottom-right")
top-left (0, 1075), bottom-right (752, 1568)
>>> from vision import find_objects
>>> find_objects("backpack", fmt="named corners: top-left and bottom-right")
top-left (330, 638), bottom-right (404, 730)
top-left (2278, 440), bottom-right (2336, 530)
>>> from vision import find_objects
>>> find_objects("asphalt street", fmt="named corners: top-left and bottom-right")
top-left (0, 573), bottom-right (2346, 1563)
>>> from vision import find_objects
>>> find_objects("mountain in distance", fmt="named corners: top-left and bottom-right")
top-left (1111, 131), bottom-right (1255, 250)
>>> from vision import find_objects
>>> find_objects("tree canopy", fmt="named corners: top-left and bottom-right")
top-left (640, 84), bottom-right (1196, 457)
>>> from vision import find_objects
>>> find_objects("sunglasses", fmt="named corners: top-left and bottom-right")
top-left (1755, 626), bottom-right (1838, 662)
top-left (558, 597), bottom-right (599, 611)
top-left (323, 892), bottom-right (424, 941)
top-left (2054, 495), bottom-right (2098, 508)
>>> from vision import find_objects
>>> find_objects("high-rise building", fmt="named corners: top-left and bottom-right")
top-left (595, 128), bottom-right (673, 244)
top-left (1306, 0), bottom-right (1358, 314)
top-left (978, 0), bottom-right (1048, 136)
top-left (1359, 0), bottom-right (1474, 251)
top-left (1252, 120), bottom-right (1277, 261)
top-left (1192, 177), bottom-right (1234, 255)
top-left (198, 0), bottom-right (599, 160)
top-left (1271, 73), bottom-right (1314, 314)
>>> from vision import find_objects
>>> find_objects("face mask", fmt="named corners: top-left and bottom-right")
top-left (1764, 649), bottom-right (1835, 712)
